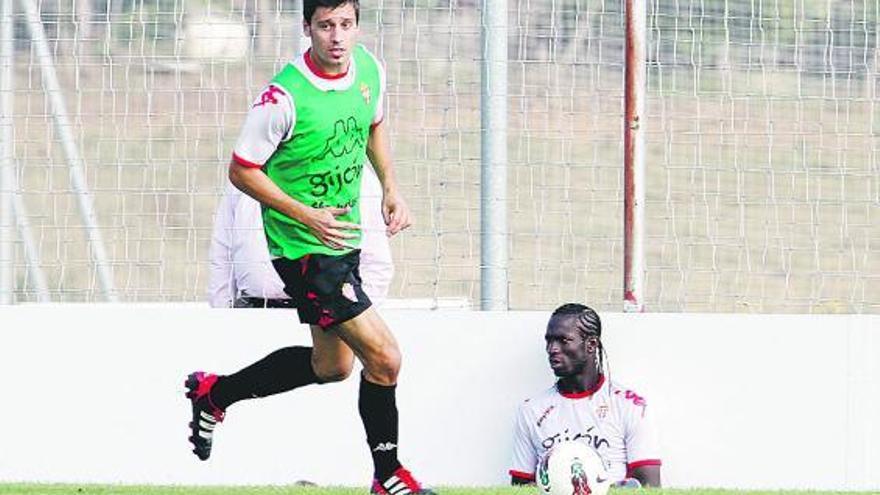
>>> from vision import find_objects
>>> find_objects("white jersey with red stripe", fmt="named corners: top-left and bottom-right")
top-left (509, 375), bottom-right (661, 483)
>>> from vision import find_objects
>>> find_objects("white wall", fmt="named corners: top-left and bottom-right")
top-left (0, 306), bottom-right (877, 490)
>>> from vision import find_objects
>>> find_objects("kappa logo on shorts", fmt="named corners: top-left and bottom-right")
top-left (341, 282), bottom-right (358, 302)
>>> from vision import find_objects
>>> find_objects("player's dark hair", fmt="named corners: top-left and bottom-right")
top-left (303, 0), bottom-right (360, 24)
top-left (551, 303), bottom-right (606, 375)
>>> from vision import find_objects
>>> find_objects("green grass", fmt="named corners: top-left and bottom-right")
top-left (0, 487), bottom-right (876, 495)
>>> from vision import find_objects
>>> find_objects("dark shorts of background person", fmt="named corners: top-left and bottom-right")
top-left (272, 249), bottom-right (372, 330)
top-left (233, 296), bottom-right (297, 309)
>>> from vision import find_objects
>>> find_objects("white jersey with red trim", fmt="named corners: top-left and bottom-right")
top-left (509, 375), bottom-right (661, 483)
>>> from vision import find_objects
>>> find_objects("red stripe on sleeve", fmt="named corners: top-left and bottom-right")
top-left (232, 152), bottom-right (263, 169)
top-left (509, 470), bottom-right (536, 481)
top-left (626, 459), bottom-right (662, 476)
top-left (370, 117), bottom-right (384, 130)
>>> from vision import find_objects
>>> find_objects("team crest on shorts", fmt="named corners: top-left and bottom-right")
top-left (360, 82), bottom-right (371, 104)
top-left (341, 282), bottom-right (358, 302)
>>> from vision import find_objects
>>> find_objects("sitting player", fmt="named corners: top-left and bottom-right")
top-left (509, 303), bottom-right (662, 487)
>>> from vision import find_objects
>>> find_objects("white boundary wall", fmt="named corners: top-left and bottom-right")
top-left (0, 305), bottom-right (878, 490)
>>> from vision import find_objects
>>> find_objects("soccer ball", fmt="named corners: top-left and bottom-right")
top-left (537, 441), bottom-right (610, 495)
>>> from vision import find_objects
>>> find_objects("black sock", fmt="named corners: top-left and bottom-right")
top-left (359, 374), bottom-right (402, 480)
top-left (210, 346), bottom-right (319, 410)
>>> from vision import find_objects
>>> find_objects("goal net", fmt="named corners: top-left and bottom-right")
top-left (3, 0), bottom-right (877, 311)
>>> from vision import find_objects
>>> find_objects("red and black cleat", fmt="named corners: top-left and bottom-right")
top-left (184, 371), bottom-right (225, 461)
top-left (371, 467), bottom-right (436, 495)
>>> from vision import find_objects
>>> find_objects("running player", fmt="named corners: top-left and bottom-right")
top-left (187, 1), bottom-right (429, 493)
top-left (509, 303), bottom-right (662, 487)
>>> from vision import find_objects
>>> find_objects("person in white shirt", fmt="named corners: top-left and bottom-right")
top-left (207, 163), bottom-right (394, 308)
top-left (509, 303), bottom-right (662, 487)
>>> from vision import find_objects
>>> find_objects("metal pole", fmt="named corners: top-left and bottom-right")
top-left (623, 0), bottom-right (646, 312)
top-left (1, 0), bottom-right (15, 305)
top-left (20, 0), bottom-right (117, 302)
top-left (480, 0), bottom-right (508, 310)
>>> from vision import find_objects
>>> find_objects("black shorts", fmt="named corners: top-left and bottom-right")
top-left (272, 250), bottom-right (372, 330)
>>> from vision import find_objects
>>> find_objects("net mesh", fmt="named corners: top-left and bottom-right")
top-left (4, 0), bottom-right (878, 311)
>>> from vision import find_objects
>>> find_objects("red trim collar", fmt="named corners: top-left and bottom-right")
top-left (304, 48), bottom-right (349, 80)
top-left (558, 374), bottom-right (606, 399)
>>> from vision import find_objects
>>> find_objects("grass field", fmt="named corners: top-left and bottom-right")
top-left (1, 487), bottom-right (877, 495)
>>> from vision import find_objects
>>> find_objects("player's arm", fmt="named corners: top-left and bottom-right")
top-left (622, 389), bottom-right (663, 488)
top-left (510, 474), bottom-right (535, 486)
top-left (629, 465), bottom-right (661, 487)
top-left (229, 163), bottom-right (358, 250)
top-left (366, 116), bottom-right (412, 237)
top-left (509, 402), bottom-right (538, 486)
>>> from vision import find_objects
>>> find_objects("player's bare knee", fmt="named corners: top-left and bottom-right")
top-left (315, 364), bottom-right (352, 383)
top-left (313, 357), bottom-right (354, 383)
top-left (366, 346), bottom-right (401, 384)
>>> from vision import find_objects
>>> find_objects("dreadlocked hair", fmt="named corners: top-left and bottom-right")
top-left (551, 303), bottom-right (607, 376)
